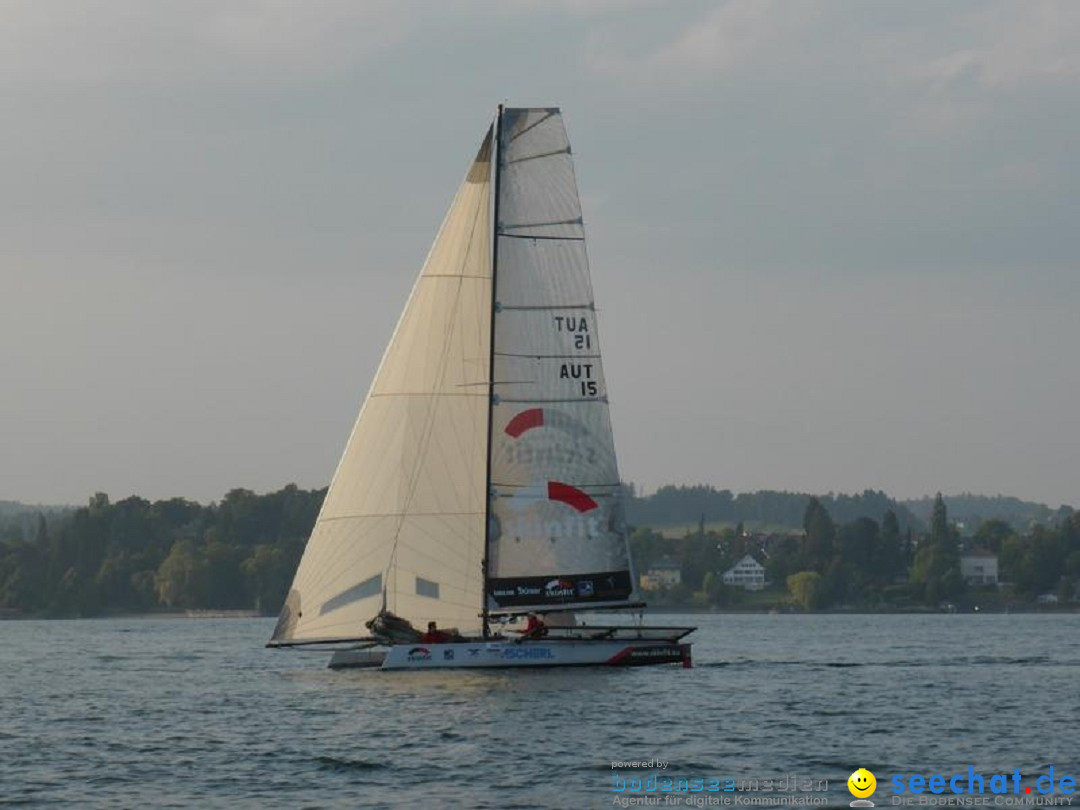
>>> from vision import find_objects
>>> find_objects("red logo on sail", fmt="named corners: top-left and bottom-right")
top-left (503, 409), bottom-right (599, 513)
top-left (504, 407), bottom-right (589, 440)
top-left (547, 481), bottom-right (598, 513)
top-left (505, 408), bottom-right (545, 437)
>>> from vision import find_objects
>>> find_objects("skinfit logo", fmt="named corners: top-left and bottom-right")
top-left (849, 769), bottom-right (878, 807)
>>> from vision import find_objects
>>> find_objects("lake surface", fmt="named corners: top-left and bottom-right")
top-left (2, 614), bottom-right (1078, 809)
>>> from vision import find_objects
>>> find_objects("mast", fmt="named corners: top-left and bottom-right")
top-left (481, 104), bottom-right (504, 639)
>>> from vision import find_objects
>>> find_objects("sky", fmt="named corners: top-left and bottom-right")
top-left (2, 0), bottom-right (1078, 508)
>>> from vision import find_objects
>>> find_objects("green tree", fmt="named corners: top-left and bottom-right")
top-left (203, 540), bottom-right (246, 608)
top-left (802, 498), bottom-right (835, 570)
top-left (838, 517), bottom-right (878, 572)
top-left (973, 518), bottom-right (1014, 554)
top-left (912, 494), bottom-right (963, 603)
top-left (763, 534), bottom-right (801, 587)
top-left (929, 492), bottom-right (950, 546)
top-left (878, 509), bottom-right (904, 582)
top-left (155, 539), bottom-right (209, 608)
top-left (677, 530), bottom-right (723, 589)
top-left (242, 544), bottom-right (291, 613)
top-left (787, 571), bottom-right (823, 611)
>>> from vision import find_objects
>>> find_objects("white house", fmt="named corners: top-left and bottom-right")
top-left (721, 554), bottom-right (766, 591)
top-left (960, 550), bottom-right (999, 586)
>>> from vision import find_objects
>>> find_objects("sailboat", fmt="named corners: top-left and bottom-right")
top-left (267, 106), bottom-right (693, 669)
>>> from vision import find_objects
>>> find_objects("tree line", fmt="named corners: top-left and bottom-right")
top-left (0, 486), bottom-right (322, 617)
top-left (626, 485), bottom-right (922, 533)
top-left (626, 484), bottom-right (1074, 534)
top-left (631, 494), bottom-right (1080, 610)
top-left (1, 486), bottom-right (1077, 617)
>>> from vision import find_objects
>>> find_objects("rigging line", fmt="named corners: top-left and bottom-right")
top-left (298, 524), bottom-right (481, 600)
top-left (297, 532), bottom-right (396, 598)
top-left (296, 513), bottom-right (397, 593)
top-left (387, 595), bottom-right (485, 613)
top-left (391, 176), bottom-right (486, 517)
top-left (382, 165), bottom-right (491, 613)
top-left (435, 143), bottom-right (494, 542)
top-left (497, 233), bottom-right (585, 242)
top-left (483, 105), bottom-right (505, 639)
top-left (393, 555), bottom-right (474, 585)
top-left (505, 147), bottom-right (571, 165)
top-left (300, 523), bottom-right (476, 584)
top-left (300, 510), bottom-right (482, 597)
top-left (437, 415), bottom-right (473, 519)
top-left (507, 109), bottom-right (556, 142)
top-left (394, 558), bottom-right (477, 588)
top-left (397, 511), bottom-right (482, 555)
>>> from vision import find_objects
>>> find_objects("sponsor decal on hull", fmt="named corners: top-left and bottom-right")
top-left (607, 645), bottom-right (686, 666)
top-left (376, 641), bottom-right (690, 670)
top-left (501, 647), bottom-right (556, 660)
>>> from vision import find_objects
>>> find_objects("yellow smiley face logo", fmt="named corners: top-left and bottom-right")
top-left (848, 768), bottom-right (877, 798)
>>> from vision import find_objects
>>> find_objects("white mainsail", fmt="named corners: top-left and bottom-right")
top-left (272, 130), bottom-right (493, 643)
top-left (486, 108), bottom-right (636, 611)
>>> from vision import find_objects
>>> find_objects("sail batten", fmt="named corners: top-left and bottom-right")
top-left (500, 234), bottom-right (586, 242)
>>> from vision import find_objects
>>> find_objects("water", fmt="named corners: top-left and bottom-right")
top-left (2, 614), bottom-right (1078, 809)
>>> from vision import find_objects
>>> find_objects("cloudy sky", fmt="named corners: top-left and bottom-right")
top-left (2, 1), bottom-right (1078, 508)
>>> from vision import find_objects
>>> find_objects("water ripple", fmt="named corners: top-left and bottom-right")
top-left (1, 614), bottom-right (1076, 808)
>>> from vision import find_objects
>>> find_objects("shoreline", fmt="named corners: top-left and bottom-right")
top-left (0, 609), bottom-right (265, 621)
top-left (646, 604), bottom-right (1080, 615)
top-left (4, 606), bottom-right (1077, 621)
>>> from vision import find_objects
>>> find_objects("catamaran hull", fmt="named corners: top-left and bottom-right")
top-left (328, 640), bottom-right (692, 670)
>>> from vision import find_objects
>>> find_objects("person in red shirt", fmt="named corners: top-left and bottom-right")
top-left (522, 612), bottom-right (547, 640)
top-left (421, 621), bottom-right (452, 643)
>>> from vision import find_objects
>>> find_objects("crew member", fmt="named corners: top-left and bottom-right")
top-left (521, 612), bottom-right (547, 639)
top-left (421, 621), bottom-right (452, 643)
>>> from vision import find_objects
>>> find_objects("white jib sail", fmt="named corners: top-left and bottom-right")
top-left (487, 108), bottom-right (636, 611)
top-left (272, 129), bottom-right (493, 642)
